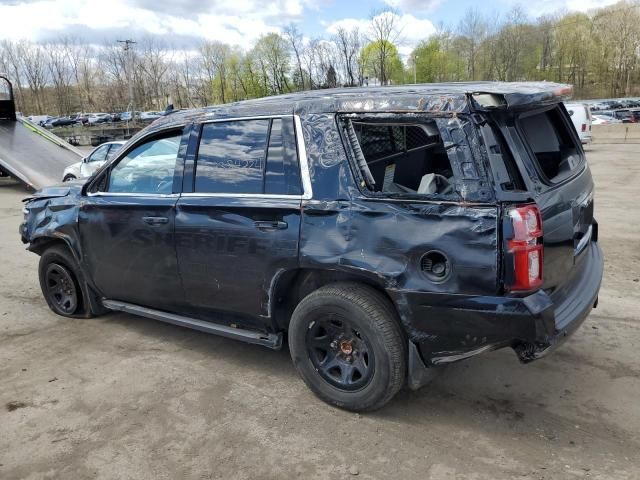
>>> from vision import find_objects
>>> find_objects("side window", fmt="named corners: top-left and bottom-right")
top-left (108, 133), bottom-right (181, 194)
top-left (89, 144), bottom-right (109, 162)
top-left (195, 119), bottom-right (269, 194)
top-left (194, 118), bottom-right (302, 195)
top-left (349, 120), bottom-right (455, 196)
top-left (106, 143), bottom-right (123, 161)
top-left (265, 118), bottom-right (302, 195)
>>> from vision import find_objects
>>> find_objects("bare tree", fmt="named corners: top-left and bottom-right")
top-left (284, 24), bottom-right (306, 90)
top-left (20, 42), bottom-right (49, 113)
top-left (334, 26), bottom-right (361, 86)
top-left (138, 38), bottom-right (171, 109)
top-left (367, 10), bottom-right (402, 85)
top-left (45, 38), bottom-right (76, 114)
top-left (458, 8), bottom-right (487, 80)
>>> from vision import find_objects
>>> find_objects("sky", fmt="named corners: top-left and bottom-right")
top-left (0, 0), bottom-right (621, 57)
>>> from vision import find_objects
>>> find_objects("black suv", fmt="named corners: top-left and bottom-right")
top-left (20, 82), bottom-right (603, 411)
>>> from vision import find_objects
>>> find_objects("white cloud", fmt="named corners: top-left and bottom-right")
top-left (514, 0), bottom-right (620, 18)
top-left (326, 11), bottom-right (437, 58)
top-left (0, 0), bottom-right (298, 49)
top-left (564, 0), bottom-right (619, 13)
top-left (383, 0), bottom-right (441, 14)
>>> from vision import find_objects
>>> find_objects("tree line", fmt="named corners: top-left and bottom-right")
top-left (1, 1), bottom-right (639, 116)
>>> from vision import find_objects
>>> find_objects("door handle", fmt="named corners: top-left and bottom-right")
top-left (254, 220), bottom-right (288, 230)
top-left (142, 216), bottom-right (169, 225)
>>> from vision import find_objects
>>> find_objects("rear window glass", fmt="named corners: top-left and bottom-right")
top-left (194, 118), bottom-right (302, 195)
top-left (518, 107), bottom-right (584, 183)
top-left (349, 121), bottom-right (455, 196)
top-left (195, 120), bottom-right (269, 194)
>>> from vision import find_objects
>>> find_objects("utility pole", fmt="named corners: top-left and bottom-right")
top-left (414, 54), bottom-right (419, 84)
top-left (118, 39), bottom-right (136, 128)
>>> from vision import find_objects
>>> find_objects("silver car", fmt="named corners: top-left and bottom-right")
top-left (62, 141), bottom-right (126, 182)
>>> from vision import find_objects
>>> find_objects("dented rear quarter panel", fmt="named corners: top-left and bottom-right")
top-left (297, 112), bottom-right (500, 350)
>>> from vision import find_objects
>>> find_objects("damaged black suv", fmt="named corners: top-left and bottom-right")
top-left (21, 82), bottom-right (603, 411)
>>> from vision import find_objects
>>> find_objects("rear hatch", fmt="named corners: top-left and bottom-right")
top-left (511, 103), bottom-right (595, 293)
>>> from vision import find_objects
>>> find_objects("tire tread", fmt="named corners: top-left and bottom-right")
top-left (290, 282), bottom-right (406, 411)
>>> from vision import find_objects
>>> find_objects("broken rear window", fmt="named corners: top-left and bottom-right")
top-left (347, 120), bottom-right (455, 197)
top-left (518, 106), bottom-right (584, 183)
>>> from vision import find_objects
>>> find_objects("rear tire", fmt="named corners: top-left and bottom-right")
top-left (38, 245), bottom-right (88, 317)
top-left (289, 283), bottom-right (406, 412)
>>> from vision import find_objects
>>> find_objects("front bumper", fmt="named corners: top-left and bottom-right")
top-left (391, 241), bottom-right (603, 387)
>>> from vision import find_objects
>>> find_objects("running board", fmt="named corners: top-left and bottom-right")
top-left (102, 299), bottom-right (283, 350)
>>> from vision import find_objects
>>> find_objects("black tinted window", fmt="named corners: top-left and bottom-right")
top-left (195, 120), bottom-right (269, 194)
top-left (265, 118), bottom-right (302, 195)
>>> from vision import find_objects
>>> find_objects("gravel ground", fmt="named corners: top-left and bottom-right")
top-left (0, 142), bottom-right (639, 480)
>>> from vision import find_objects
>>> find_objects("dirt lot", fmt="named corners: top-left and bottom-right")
top-left (1, 143), bottom-right (639, 480)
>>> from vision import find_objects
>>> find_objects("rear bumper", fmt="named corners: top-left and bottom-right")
top-left (391, 241), bottom-right (603, 384)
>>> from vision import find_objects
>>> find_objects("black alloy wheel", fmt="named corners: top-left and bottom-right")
top-left (44, 263), bottom-right (78, 314)
top-left (306, 316), bottom-right (375, 391)
top-left (289, 283), bottom-right (406, 411)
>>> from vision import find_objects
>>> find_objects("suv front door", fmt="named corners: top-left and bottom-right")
top-left (175, 117), bottom-right (306, 331)
top-left (79, 128), bottom-right (187, 310)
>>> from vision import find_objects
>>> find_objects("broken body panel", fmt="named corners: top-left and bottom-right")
top-left (20, 82), bottom-right (603, 388)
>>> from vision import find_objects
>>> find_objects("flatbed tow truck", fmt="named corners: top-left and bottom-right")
top-left (0, 74), bottom-right (82, 190)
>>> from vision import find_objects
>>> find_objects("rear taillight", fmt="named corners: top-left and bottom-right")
top-left (581, 123), bottom-right (587, 132)
top-left (507, 205), bottom-right (543, 291)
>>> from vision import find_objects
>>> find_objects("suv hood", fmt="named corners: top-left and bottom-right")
top-left (23, 182), bottom-right (82, 203)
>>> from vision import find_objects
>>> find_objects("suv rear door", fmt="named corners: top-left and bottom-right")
top-left (494, 104), bottom-right (595, 293)
top-left (174, 116), bottom-right (307, 331)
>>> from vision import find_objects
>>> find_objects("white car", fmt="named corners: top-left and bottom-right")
top-left (87, 113), bottom-right (111, 124)
top-left (565, 102), bottom-right (593, 144)
top-left (139, 111), bottom-right (163, 121)
top-left (62, 141), bottom-right (126, 182)
top-left (592, 114), bottom-right (622, 125)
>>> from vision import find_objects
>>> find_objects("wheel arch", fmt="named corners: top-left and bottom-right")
top-left (270, 267), bottom-right (401, 333)
top-left (29, 234), bottom-right (76, 259)
top-left (32, 235), bottom-right (107, 317)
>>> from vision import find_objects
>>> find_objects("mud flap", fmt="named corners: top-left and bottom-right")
top-left (407, 341), bottom-right (440, 390)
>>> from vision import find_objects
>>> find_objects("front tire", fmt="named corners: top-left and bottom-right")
top-left (38, 245), bottom-right (86, 317)
top-left (289, 283), bottom-right (406, 412)
top-left (63, 175), bottom-right (76, 182)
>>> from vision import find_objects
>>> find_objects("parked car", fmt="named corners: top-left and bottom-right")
top-left (20, 82), bottom-right (603, 411)
top-left (27, 115), bottom-right (53, 125)
top-left (139, 111), bottom-right (163, 121)
top-left (42, 117), bottom-right (58, 128)
top-left (51, 116), bottom-right (82, 127)
top-left (87, 113), bottom-right (112, 124)
top-left (590, 102), bottom-right (608, 111)
top-left (564, 102), bottom-right (592, 144)
top-left (61, 141), bottom-right (126, 181)
top-left (600, 110), bottom-right (636, 123)
top-left (592, 114), bottom-right (622, 124)
top-left (120, 111), bottom-right (141, 121)
top-left (70, 113), bottom-right (90, 124)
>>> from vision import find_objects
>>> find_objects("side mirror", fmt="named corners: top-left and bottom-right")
top-left (82, 157), bottom-right (88, 163)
